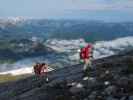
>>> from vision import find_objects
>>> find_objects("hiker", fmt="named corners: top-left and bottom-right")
top-left (41, 63), bottom-right (49, 82)
top-left (34, 63), bottom-right (49, 82)
top-left (79, 43), bottom-right (93, 76)
top-left (34, 63), bottom-right (41, 75)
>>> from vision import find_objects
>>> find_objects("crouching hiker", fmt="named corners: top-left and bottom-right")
top-left (79, 43), bottom-right (94, 77)
top-left (34, 63), bottom-right (49, 82)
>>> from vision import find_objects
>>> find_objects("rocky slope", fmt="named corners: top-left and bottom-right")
top-left (0, 51), bottom-right (133, 100)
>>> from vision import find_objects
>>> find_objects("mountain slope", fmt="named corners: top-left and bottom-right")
top-left (0, 51), bottom-right (133, 100)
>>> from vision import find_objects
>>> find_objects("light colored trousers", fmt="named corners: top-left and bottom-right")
top-left (83, 58), bottom-right (92, 71)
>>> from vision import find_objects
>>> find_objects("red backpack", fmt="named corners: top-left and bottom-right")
top-left (80, 44), bottom-right (92, 59)
top-left (80, 47), bottom-right (86, 59)
top-left (34, 63), bottom-right (48, 76)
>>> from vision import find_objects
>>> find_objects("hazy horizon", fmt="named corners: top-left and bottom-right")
top-left (0, 0), bottom-right (133, 22)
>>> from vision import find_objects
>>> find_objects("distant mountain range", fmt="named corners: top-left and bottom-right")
top-left (0, 18), bottom-right (133, 42)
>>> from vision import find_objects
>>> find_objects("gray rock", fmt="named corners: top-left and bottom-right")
top-left (83, 77), bottom-right (97, 88)
top-left (88, 91), bottom-right (97, 100)
top-left (18, 88), bottom-right (40, 98)
top-left (106, 96), bottom-right (118, 100)
top-left (104, 85), bottom-right (117, 95)
top-left (117, 77), bottom-right (129, 86)
top-left (113, 74), bottom-right (120, 80)
top-left (120, 96), bottom-right (127, 100)
top-left (69, 83), bottom-right (85, 94)
top-left (83, 98), bottom-right (88, 100)
top-left (129, 96), bottom-right (133, 100)
top-left (129, 74), bottom-right (133, 79)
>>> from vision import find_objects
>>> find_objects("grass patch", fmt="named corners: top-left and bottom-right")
top-left (0, 74), bottom-right (30, 83)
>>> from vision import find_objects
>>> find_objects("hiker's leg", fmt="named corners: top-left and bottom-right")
top-left (45, 73), bottom-right (49, 82)
top-left (85, 58), bottom-right (94, 75)
top-left (83, 59), bottom-right (88, 70)
top-left (88, 60), bottom-right (92, 69)
top-left (83, 59), bottom-right (90, 76)
top-left (83, 63), bottom-right (87, 71)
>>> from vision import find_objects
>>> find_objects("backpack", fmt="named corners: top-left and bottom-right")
top-left (80, 44), bottom-right (92, 59)
top-left (34, 63), bottom-right (48, 75)
top-left (80, 47), bottom-right (86, 59)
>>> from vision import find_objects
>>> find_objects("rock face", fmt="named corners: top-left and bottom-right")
top-left (0, 50), bottom-right (133, 100)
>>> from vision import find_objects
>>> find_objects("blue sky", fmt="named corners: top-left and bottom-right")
top-left (0, 0), bottom-right (133, 22)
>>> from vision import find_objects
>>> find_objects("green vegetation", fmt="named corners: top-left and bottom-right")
top-left (8, 91), bottom-right (17, 97)
top-left (0, 74), bottom-right (30, 83)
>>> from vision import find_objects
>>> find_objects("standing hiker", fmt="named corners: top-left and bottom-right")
top-left (79, 43), bottom-right (93, 76)
top-left (41, 63), bottom-right (49, 82)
